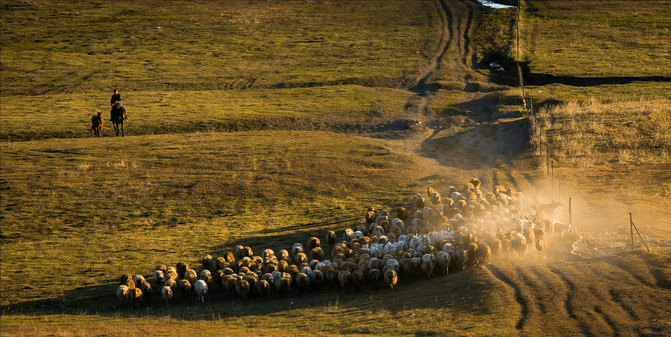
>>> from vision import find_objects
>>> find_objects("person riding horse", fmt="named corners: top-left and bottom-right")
top-left (110, 101), bottom-right (127, 136)
top-left (110, 88), bottom-right (121, 107)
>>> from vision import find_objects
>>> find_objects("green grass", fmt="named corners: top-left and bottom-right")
top-left (518, 0), bottom-right (671, 100)
top-left (0, 0), bottom-right (436, 96)
top-left (0, 86), bottom-right (415, 139)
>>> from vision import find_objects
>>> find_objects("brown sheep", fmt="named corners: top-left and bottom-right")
top-left (256, 279), bottom-right (272, 299)
top-left (368, 269), bottom-right (382, 289)
top-left (307, 236), bottom-right (320, 251)
top-left (127, 287), bottom-right (143, 307)
top-left (120, 273), bottom-right (135, 290)
top-left (310, 247), bottom-right (325, 261)
top-left (476, 243), bottom-right (492, 265)
top-left (176, 262), bottom-right (189, 280)
top-left (275, 276), bottom-right (292, 296)
top-left (295, 272), bottom-right (310, 292)
top-left (140, 281), bottom-right (152, 304)
top-left (466, 242), bottom-right (479, 267)
top-left (235, 278), bottom-right (250, 300)
top-left (91, 111), bottom-right (103, 137)
top-left (338, 270), bottom-right (352, 292)
top-left (202, 254), bottom-right (214, 271)
top-left (326, 230), bottom-right (336, 251)
top-left (384, 269), bottom-right (398, 290)
top-left (178, 279), bottom-right (192, 297)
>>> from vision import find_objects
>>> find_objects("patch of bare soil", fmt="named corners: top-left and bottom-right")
top-left (376, 0), bottom-right (671, 335)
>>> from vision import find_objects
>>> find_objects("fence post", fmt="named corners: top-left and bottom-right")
top-left (630, 213), bottom-right (634, 249)
top-left (630, 214), bottom-right (652, 253)
top-left (569, 197), bottom-right (572, 228)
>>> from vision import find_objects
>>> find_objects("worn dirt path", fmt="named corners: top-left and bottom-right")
top-left (383, 0), bottom-right (671, 335)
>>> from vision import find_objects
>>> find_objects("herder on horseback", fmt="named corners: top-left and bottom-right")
top-left (110, 100), bottom-right (127, 137)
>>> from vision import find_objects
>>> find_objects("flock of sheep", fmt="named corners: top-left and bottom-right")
top-left (115, 178), bottom-right (570, 308)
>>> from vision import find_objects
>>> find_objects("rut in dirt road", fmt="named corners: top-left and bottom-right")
top-left (485, 248), bottom-right (671, 336)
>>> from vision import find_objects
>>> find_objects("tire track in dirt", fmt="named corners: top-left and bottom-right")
top-left (486, 264), bottom-right (529, 330)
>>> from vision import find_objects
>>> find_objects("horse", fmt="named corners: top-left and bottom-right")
top-left (110, 104), bottom-right (127, 137)
top-left (90, 111), bottom-right (103, 137)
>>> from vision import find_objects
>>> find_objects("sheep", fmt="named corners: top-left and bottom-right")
top-left (475, 243), bottom-right (492, 265)
top-left (116, 284), bottom-right (129, 307)
top-left (326, 230), bottom-right (336, 251)
top-left (278, 249), bottom-right (290, 261)
top-left (140, 281), bottom-right (152, 304)
top-left (421, 254), bottom-right (436, 279)
top-left (223, 251), bottom-right (235, 263)
top-left (202, 254), bottom-right (214, 271)
top-left (536, 237), bottom-right (546, 258)
top-left (222, 274), bottom-right (237, 295)
top-left (351, 269), bottom-right (365, 291)
top-left (275, 276), bottom-right (292, 296)
top-left (488, 238), bottom-right (503, 257)
top-left (338, 270), bottom-right (352, 292)
top-left (176, 262), bottom-right (189, 280)
top-left (214, 256), bottom-right (227, 270)
top-left (153, 269), bottom-right (165, 288)
top-left (384, 269), bottom-right (398, 290)
top-left (310, 269), bottom-right (325, 289)
top-left (295, 272), bottom-right (310, 292)
top-left (127, 287), bottom-right (143, 307)
top-left (294, 252), bottom-right (308, 266)
top-left (235, 278), bottom-right (250, 300)
top-left (307, 236), bottom-right (321, 251)
top-left (133, 275), bottom-right (146, 289)
top-left (178, 279), bottom-right (192, 297)
top-left (262, 249), bottom-right (275, 260)
top-left (511, 233), bottom-right (527, 257)
top-left (554, 221), bottom-right (572, 237)
top-left (435, 250), bottom-right (450, 276)
top-left (368, 269), bottom-right (382, 289)
top-left (256, 279), bottom-right (272, 299)
top-left (310, 246), bottom-right (325, 261)
top-left (523, 227), bottom-right (536, 251)
top-left (200, 270), bottom-right (214, 288)
top-left (161, 285), bottom-right (173, 307)
top-left (194, 279), bottom-right (208, 303)
top-left (469, 178), bottom-right (481, 190)
top-left (163, 278), bottom-right (178, 295)
top-left (120, 273), bottom-right (135, 290)
top-left (184, 269), bottom-right (198, 285)
top-left (291, 243), bottom-right (304, 258)
top-left (466, 242), bottom-right (479, 267)
top-left (234, 245), bottom-right (245, 260)
top-left (365, 207), bottom-right (378, 225)
top-left (165, 267), bottom-right (178, 281)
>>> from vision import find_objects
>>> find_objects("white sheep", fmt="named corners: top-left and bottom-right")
top-left (161, 285), bottom-right (173, 306)
top-left (194, 279), bottom-right (208, 303)
top-left (116, 284), bottom-right (129, 307)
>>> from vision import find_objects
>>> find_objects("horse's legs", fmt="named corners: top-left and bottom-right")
top-left (120, 122), bottom-right (124, 137)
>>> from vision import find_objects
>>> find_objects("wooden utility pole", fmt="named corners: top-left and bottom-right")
top-left (517, 0), bottom-right (527, 111)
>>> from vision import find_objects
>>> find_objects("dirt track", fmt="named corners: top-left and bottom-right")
top-left (391, 0), bottom-right (671, 335)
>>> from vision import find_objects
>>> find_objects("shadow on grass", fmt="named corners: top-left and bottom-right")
top-left (0, 263), bottom-right (500, 322)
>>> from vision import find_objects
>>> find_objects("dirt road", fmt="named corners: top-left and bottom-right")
top-left (391, 0), bottom-right (671, 335)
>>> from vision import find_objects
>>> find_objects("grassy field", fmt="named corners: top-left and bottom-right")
top-left (515, 0), bottom-right (671, 198)
top-left (2, 0), bottom-right (671, 335)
